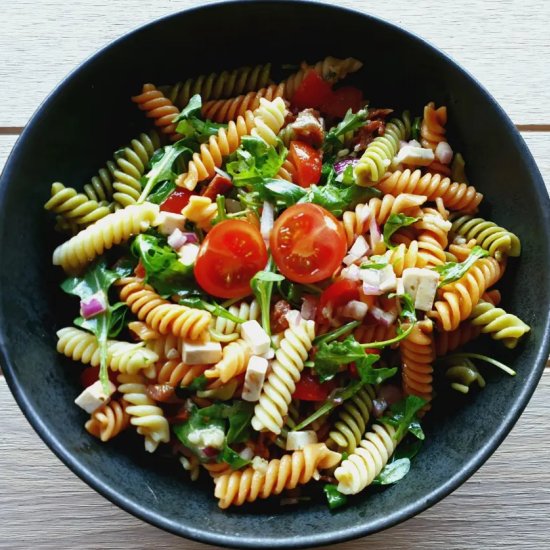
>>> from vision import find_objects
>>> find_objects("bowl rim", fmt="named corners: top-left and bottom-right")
top-left (1, 0), bottom-right (550, 547)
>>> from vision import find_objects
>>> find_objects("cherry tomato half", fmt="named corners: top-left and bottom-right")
top-left (289, 141), bottom-right (322, 188)
top-left (270, 203), bottom-right (347, 284)
top-left (195, 219), bottom-right (268, 299)
top-left (293, 372), bottom-right (336, 401)
top-left (291, 70), bottom-right (334, 110)
top-left (160, 188), bottom-right (192, 213)
top-left (321, 86), bottom-right (363, 118)
top-left (134, 260), bottom-right (146, 279)
top-left (317, 279), bottom-right (360, 321)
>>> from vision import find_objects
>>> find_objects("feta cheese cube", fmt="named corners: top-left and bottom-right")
top-left (74, 380), bottom-right (115, 414)
top-left (360, 268), bottom-right (381, 286)
top-left (259, 347), bottom-right (275, 360)
top-left (182, 340), bottom-right (222, 365)
top-left (242, 355), bottom-right (269, 402)
top-left (378, 264), bottom-right (397, 292)
top-left (177, 243), bottom-right (199, 267)
top-left (241, 320), bottom-right (271, 356)
top-left (286, 430), bottom-right (318, 451)
top-left (402, 267), bottom-right (440, 311)
top-left (396, 278), bottom-right (405, 295)
top-left (396, 145), bottom-right (435, 166)
top-left (155, 211), bottom-right (186, 235)
top-left (340, 300), bottom-right (369, 321)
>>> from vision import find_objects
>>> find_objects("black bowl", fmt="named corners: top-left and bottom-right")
top-left (1, 1), bottom-right (549, 547)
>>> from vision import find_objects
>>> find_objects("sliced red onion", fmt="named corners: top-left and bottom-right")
top-left (167, 228), bottom-right (187, 250)
top-left (372, 398), bottom-right (388, 418)
top-left (214, 167), bottom-right (232, 180)
top-left (362, 282), bottom-right (383, 296)
top-left (260, 201), bottom-right (275, 243)
top-left (369, 305), bottom-right (397, 326)
top-left (286, 309), bottom-right (303, 328)
top-left (181, 232), bottom-right (198, 244)
top-left (334, 157), bottom-right (359, 175)
top-left (80, 291), bottom-right (107, 319)
top-left (300, 296), bottom-right (317, 321)
top-left (340, 300), bottom-right (368, 321)
top-left (342, 264), bottom-right (361, 281)
top-left (369, 215), bottom-right (382, 248)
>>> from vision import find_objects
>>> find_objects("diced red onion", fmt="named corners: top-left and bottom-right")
top-left (408, 139), bottom-right (422, 148)
top-left (349, 235), bottom-right (369, 258)
top-left (300, 296), bottom-right (317, 321)
top-left (435, 141), bottom-right (453, 164)
top-left (340, 300), bottom-right (368, 321)
top-left (372, 398), bottom-right (388, 418)
top-left (362, 282), bottom-right (383, 296)
top-left (369, 215), bottom-right (382, 248)
top-left (360, 268), bottom-right (381, 286)
top-left (286, 309), bottom-right (303, 328)
top-left (214, 167), bottom-right (231, 180)
top-left (260, 201), bottom-right (275, 243)
top-left (80, 292), bottom-right (107, 319)
top-left (342, 264), bottom-right (361, 281)
top-left (334, 157), bottom-right (359, 175)
top-left (357, 204), bottom-right (371, 226)
top-left (399, 140), bottom-right (408, 150)
top-left (181, 232), bottom-right (198, 244)
top-left (369, 305), bottom-right (397, 326)
top-left (167, 228), bottom-right (187, 250)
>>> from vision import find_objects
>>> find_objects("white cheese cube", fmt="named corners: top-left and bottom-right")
top-left (396, 278), bottom-right (405, 296)
top-left (182, 340), bottom-right (222, 365)
top-left (74, 380), bottom-right (115, 414)
top-left (340, 300), bottom-right (369, 321)
top-left (360, 268), bottom-right (381, 286)
top-left (286, 430), bottom-right (318, 451)
top-left (259, 347), bottom-right (275, 360)
top-left (378, 264), bottom-right (397, 292)
top-left (155, 211), bottom-right (186, 235)
top-left (242, 355), bottom-right (269, 402)
top-left (402, 268), bottom-right (440, 311)
top-left (177, 243), bottom-right (199, 267)
top-left (241, 320), bottom-right (271, 356)
top-left (396, 145), bottom-right (435, 167)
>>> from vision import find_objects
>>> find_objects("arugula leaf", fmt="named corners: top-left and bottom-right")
top-left (180, 297), bottom-right (245, 323)
top-left (226, 136), bottom-right (287, 186)
top-left (372, 458), bottom-right (411, 486)
top-left (138, 141), bottom-right (193, 202)
top-left (131, 233), bottom-right (195, 296)
top-left (323, 108), bottom-right (369, 158)
top-left (380, 395), bottom-right (427, 441)
top-left (398, 292), bottom-right (416, 323)
top-left (383, 213), bottom-right (420, 248)
top-left (146, 180), bottom-right (176, 205)
top-left (61, 258), bottom-right (133, 394)
top-left (394, 438), bottom-right (423, 461)
top-left (324, 484), bottom-right (348, 510)
top-left (314, 336), bottom-right (369, 382)
top-left (219, 444), bottom-right (251, 469)
top-left (355, 354), bottom-right (397, 385)
top-left (250, 259), bottom-right (285, 335)
top-left (74, 300), bottom-right (128, 339)
top-left (175, 374), bottom-right (209, 398)
top-left (225, 401), bottom-right (255, 444)
top-left (173, 94), bottom-right (226, 142)
top-left (312, 321), bottom-right (361, 346)
top-left (256, 178), bottom-right (307, 207)
top-left (433, 246), bottom-right (489, 286)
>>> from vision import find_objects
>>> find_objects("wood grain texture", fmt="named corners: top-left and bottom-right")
top-left (0, 0), bottom-right (549, 128)
top-left (1, 375), bottom-right (549, 549)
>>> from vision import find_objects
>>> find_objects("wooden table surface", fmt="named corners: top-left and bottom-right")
top-left (1, 1), bottom-right (549, 548)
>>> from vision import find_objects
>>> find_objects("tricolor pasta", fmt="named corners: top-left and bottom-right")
top-left (46, 56), bottom-right (528, 510)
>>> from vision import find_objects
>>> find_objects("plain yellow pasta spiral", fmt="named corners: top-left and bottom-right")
top-left (204, 339), bottom-right (251, 383)
top-left (132, 84), bottom-right (181, 141)
top-left (128, 321), bottom-right (187, 360)
top-left (386, 241), bottom-right (421, 276)
top-left (118, 277), bottom-right (212, 341)
top-left (252, 319), bottom-right (316, 435)
top-left (214, 443), bottom-right (341, 508)
top-left (327, 385), bottom-right (376, 453)
top-left (56, 327), bottom-right (158, 378)
top-left (157, 359), bottom-right (208, 387)
top-left (44, 182), bottom-right (112, 231)
top-left (450, 214), bottom-right (521, 259)
top-left (85, 399), bottom-right (130, 442)
top-left (52, 202), bottom-right (159, 273)
top-left (415, 208), bottom-right (450, 267)
top-left (210, 300), bottom-right (259, 343)
top-left (378, 169), bottom-right (483, 213)
top-left (354, 112), bottom-right (410, 186)
top-left (428, 257), bottom-right (504, 331)
top-left (250, 97), bottom-right (287, 147)
top-left (112, 131), bottom-right (161, 207)
top-left (469, 301), bottom-right (530, 349)
top-left (117, 373), bottom-right (170, 453)
top-left (335, 422), bottom-right (398, 495)
top-left (181, 195), bottom-right (218, 231)
top-left (421, 102), bottom-right (447, 151)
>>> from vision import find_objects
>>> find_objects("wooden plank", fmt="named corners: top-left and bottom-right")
top-left (1, 375), bottom-right (549, 548)
top-left (0, 0), bottom-right (549, 128)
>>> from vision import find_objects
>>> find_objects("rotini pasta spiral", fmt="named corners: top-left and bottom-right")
top-left (445, 359), bottom-right (486, 394)
top-left (378, 169), bottom-right (483, 213)
top-left (400, 320), bottom-right (435, 410)
top-left (469, 300), bottom-right (530, 349)
top-left (181, 195), bottom-right (218, 231)
top-left (52, 202), bottom-right (159, 273)
top-left (204, 339), bottom-right (251, 383)
top-left (118, 277), bottom-right (212, 341)
top-left (276, 158), bottom-right (297, 183)
top-left (157, 359), bottom-right (208, 387)
top-left (250, 97), bottom-right (287, 147)
top-left (85, 399), bottom-right (131, 442)
top-left (44, 182), bottom-right (112, 231)
top-left (354, 324), bottom-right (397, 345)
top-left (450, 214), bottom-right (521, 259)
top-left (112, 131), bottom-right (161, 207)
top-left (56, 327), bottom-right (158, 378)
top-left (386, 241), bottom-right (421, 276)
top-left (132, 84), bottom-right (181, 141)
top-left (83, 161), bottom-right (117, 203)
top-left (164, 63), bottom-right (272, 110)
top-left (334, 422), bottom-right (398, 495)
top-left (415, 208), bottom-right (450, 267)
top-left (428, 256), bottom-right (504, 331)
top-left (354, 112), bottom-right (411, 186)
top-left (327, 385), bottom-right (376, 453)
top-left (252, 319), bottom-right (316, 434)
top-left (210, 300), bottom-right (259, 343)
top-left (129, 321), bottom-right (187, 360)
top-left (117, 373), bottom-right (170, 452)
top-left (420, 102), bottom-right (447, 151)
top-left (214, 443), bottom-right (341, 508)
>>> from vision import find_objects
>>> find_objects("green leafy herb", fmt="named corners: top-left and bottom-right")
top-left (324, 484), bottom-right (348, 510)
top-left (313, 321), bottom-right (361, 346)
top-left (219, 444), bottom-right (250, 469)
top-left (372, 458), bottom-right (411, 485)
top-left (380, 395), bottom-right (427, 441)
top-left (250, 259), bottom-right (285, 335)
top-left (323, 108), bottom-right (369, 158)
top-left (146, 180), bottom-right (176, 205)
top-left (175, 374), bottom-right (209, 398)
top-left (131, 233), bottom-right (195, 297)
top-left (394, 438), bottom-right (423, 461)
top-left (257, 178), bottom-right (307, 207)
top-left (61, 258), bottom-right (132, 394)
top-left (411, 116), bottom-right (422, 141)
top-left (226, 136), bottom-right (287, 186)
top-left (314, 336), bottom-right (371, 382)
top-left (383, 213), bottom-right (420, 248)
top-left (180, 297), bottom-right (245, 323)
top-left (433, 246), bottom-right (489, 286)
top-left (138, 141), bottom-right (193, 202)
top-left (173, 94), bottom-right (226, 142)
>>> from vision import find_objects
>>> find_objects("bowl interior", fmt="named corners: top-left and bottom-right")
top-left (1, 1), bottom-right (549, 547)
